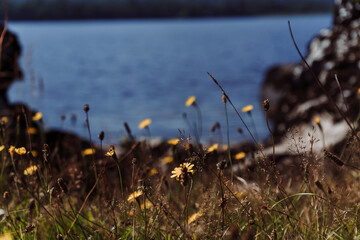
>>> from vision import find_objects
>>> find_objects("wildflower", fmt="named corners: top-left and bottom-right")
top-left (188, 211), bottom-right (203, 224)
top-left (149, 168), bottom-right (158, 176)
top-left (171, 162), bottom-right (195, 186)
top-left (28, 127), bottom-right (37, 135)
top-left (127, 190), bottom-right (143, 202)
top-left (168, 138), bottom-right (180, 145)
top-left (32, 112), bottom-right (43, 121)
top-left (358, 88), bottom-right (360, 94)
top-left (138, 118), bottom-right (151, 129)
top-left (207, 143), bottom-right (218, 152)
top-left (141, 200), bottom-right (153, 210)
top-left (15, 147), bottom-right (26, 155)
top-left (24, 165), bottom-right (38, 176)
top-left (313, 117), bottom-right (320, 125)
top-left (31, 150), bottom-right (38, 157)
top-left (82, 148), bottom-right (95, 156)
top-left (242, 105), bottom-right (253, 113)
top-left (185, 96), bottom-right (196, 106)
top-left (8, 146), bottom-right (15, 154)
top-left (0, 116), bottom-right (8, 124)
top-left (235, 191), bottom-right (247, 198)
top-left (235, 152), bottom-right (246, 160)
top-left (162, 156), bottom-right (173, 164)
top-left (0, 145), bottom-right (4, 152)
top-left (105, 145), bottom-right (115, 157)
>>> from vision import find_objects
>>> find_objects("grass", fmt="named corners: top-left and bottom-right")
top-left (0, 75), bottom-right (360, 239)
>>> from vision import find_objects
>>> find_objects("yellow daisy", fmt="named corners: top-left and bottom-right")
top-left (138, 118), bottom-right (152, 129)
top-left (162, 156), bottom-right (173, 164)
top-left (149, 168), bottom-right (158, 176)
top-left (188, 211), bottom-right (203, 224)
top-left (140, 200), bottom-right (153, 210)
top-left (313, 117), bottom-right (320, 125)
top-left (127, 190), bottom-right (144, 202)
top-left (15, 147), bottom-right (26, 155)
top-left (32, 112), bottom-right (43, 121)
top-left (8, 145), bottom-right (15, 155)
top-left (105, 146), bottom-right (115, 157)
top-left (185, 96), bottom-right (196, 106)
top-left (1, 116), bottom-right (8, 124)
top-left (171, 162), bottom-right (195, 181)
top-left (24, 165), bottom-right (38, 176)
top-left (235, 152), bottom-right (246, 160)
top-left (82, 148), bottom-right (95, 156)
top-left (207, 143), bottom-right (218, 152)
top-left (167, 138), bottom-right (180, 145)
top-left (28, 127), bottom-right (37, 135)
top-left (242, 105), bottom-right (253, 113)
top-left (0, 145), bottom-right (4, 152)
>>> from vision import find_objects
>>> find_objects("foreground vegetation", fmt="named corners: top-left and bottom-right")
top-left (0, 72), bottom-right (360, 239)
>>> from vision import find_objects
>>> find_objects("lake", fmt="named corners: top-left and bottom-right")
top-left (7, 15), bottom-right (332, 145)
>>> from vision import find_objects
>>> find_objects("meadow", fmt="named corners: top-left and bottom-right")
top-left (0, 65), bottom-right (360, 240)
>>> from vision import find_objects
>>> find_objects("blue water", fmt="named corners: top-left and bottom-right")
top-left (7, 15), bottom-right (332, 144)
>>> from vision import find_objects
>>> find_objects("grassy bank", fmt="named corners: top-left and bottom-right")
top-left (0, 72), bottom-right (360, 239)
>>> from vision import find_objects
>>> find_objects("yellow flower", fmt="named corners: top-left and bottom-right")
top-left (8, 146), bottom-right (15, 154)
top-left (207, 143), bottom-right (218, 152)
top-left (242, 105), bottom-right (253, 113)
top-left (28, 127), bottom-right (37, 135)
top-left (1, 116), bottom-right (8, 124)
top-left (0, 145), bottom-right (4, 152)
top-left (32, 112), bottom-right (43, 121)
top-left (149, 168), bottom-right (158, 176)
top-left (358, 88), bottom-right (360, 94)
top-left (162, 156), bottom-right (173, 164)
top-left (138, 118), bottom-right (152, 129)
top-left (235, 152), bottom-right (246, 160)
top-left (15, 147), bottom-right (26, 155)
top-left (127, 190), bottom-right (144, 202)
top-left (168, 138), bottom-right (180, 145)
top-left (82, 148), bottom-right (95, 156)
top-left (235, 191), bottom-right (247, 199)
top-left (31, 150), bottom-right (38, 157)
top-left (24, 165), bottom-right (38, 176)
top-left (171, 162), bottom-right (195, 181)
top-left (140, 200), bottom-right (153, 210)
top-left (188, 211), bottom-right (203, 224)
top-left (0, 233), bottom-right (13, 240)
top-left (185, 96), bottom-right (196, 106)
top-left (313, 117), bottom-right (320, 124)
top-left (105, 146), bottom-right (115, 157)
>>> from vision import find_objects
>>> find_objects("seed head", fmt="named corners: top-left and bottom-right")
top-left (262, 99), bottom-right (270, 111)
top-left (57, 178), bottom-right (68, 194)
top-left (83, 104), bottom-right (90, 113)
top-left (98, 131), bottom-right (104, 141)
top-left (222, 94), bottom-right (227, 104)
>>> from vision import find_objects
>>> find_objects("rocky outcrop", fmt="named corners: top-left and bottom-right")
top-left (261, 0), bottom-right (360, 154)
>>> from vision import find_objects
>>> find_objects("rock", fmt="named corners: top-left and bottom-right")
top-left (261, 0), bottom-right (360, 154)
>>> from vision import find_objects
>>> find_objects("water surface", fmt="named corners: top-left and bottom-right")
top-left (8, 15), bottom-right (332, 144)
